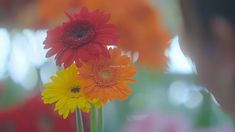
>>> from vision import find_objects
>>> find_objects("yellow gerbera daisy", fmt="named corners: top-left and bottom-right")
top-left (41, 64), bottom-right (97, 119)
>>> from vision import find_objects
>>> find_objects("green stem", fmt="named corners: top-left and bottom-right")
top-left (76, 108), bottom-right (84, 132)
top-left (98, 106), bottom-right (104, 132)
top-left (91, 104), bottom-right (97, 132)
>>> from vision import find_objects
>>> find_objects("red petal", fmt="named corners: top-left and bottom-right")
top-left (62, 50), bottom-right (75, 68)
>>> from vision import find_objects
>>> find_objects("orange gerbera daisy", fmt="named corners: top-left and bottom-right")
top-left (78, 48), bottom-right (136, 104)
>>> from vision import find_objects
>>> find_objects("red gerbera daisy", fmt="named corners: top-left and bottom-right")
top-left (44, 7), bottom-right (118, 68)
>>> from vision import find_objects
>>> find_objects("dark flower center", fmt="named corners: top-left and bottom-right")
top-left (64, 21), bottom-right (96, 48)
top-left (75, 24), bottom-right (94, 40)
top-left (70, 87), bottom-right (80, 93)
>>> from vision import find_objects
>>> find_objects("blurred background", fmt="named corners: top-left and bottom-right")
top-left (0, 0), bottom-right (234, 132)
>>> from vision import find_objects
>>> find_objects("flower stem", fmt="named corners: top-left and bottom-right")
top-left (91, 104), bottom-right (97, 132)
top-left (76, 108), bottom-right (84, 132)
top-left (98, 106), bottom-right (104, 132)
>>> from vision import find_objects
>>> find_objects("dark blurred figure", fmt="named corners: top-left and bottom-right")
top-left (179, 0), bottom-right (235, 116)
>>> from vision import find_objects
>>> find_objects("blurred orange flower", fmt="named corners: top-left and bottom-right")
top-left (35, 0), bottom-right (82, 28)
top-left (82, 0), bottom-right (171, 69)
top-left (0, 0), bottom-right (81, 28)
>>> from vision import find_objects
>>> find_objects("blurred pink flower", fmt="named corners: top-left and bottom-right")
top-left (196, 125), bottom-right (235, 132)
top-left (123, 111), bottom-right (192, 132)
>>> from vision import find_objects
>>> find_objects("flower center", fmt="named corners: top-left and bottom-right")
top-left (100, 70), bottom-right (111, 80)
top-left (64, 21), bottom-right (96, 48)
top-left (94, 67), bottom-right (118, 87)
top-left (75, 24), bottom-right (94, 40)
top-left (70, 87), bottom-right (80, 93)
